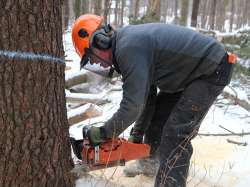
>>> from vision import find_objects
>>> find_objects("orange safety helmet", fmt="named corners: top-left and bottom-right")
top-left (72, 14), bottom-right (103, 58)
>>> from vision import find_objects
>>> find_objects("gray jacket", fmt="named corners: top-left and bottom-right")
top-left (103, 23), bottom-right (225, 138)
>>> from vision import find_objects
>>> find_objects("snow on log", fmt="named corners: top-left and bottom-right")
top-left (65, 70), bottom-right (88, 89)
top-left (68, 103), bottom-right (102, 126)
top-left (65, 90), bottom-right (110, 105)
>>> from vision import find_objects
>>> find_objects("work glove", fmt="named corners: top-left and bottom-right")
top-left (82, 126), bottom-right (106, 146)
top-left (128, 128), bottom-right (144, 143)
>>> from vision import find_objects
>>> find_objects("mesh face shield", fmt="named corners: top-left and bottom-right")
top-left (80, 48), bottom-right (115, 78)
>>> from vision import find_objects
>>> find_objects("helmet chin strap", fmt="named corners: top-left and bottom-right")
top-left (80, 48), bottom-right (115, 78)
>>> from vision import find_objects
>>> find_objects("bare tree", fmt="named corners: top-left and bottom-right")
top-left (216, 0), bottom-right (226, 31)
top-left (104, 0), bottom-right (112, 24)
top-left (114, 0), bottom-right (121, 25)
top-left (94, 0), bottom-right (102, 15)
top-left (146, 0), bottom-right (161, 22)
top-left (209, 0), bottom-right (217, 30)
top-left (134, 0), bottom-right (140, 19)
top-left (173, 0), bottom-right (179, 24)
top-left (0, 0), bottom-right (74, 186)
top-left (230, 0), bottom-right (235, 31)
top-left (180, 0), bottom-right (189, 26)
top-left (81, 0), bottom-right (90, 14)
top-left (191, 0), bottom-right (200, 27)
top-left (120, 0), bottom-right (126, 26)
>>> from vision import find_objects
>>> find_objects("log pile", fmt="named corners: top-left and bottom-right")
top-left (65, 70), bottom-right (111, 127)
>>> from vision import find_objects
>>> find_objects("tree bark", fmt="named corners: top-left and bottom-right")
top-left (209, 0), bottom-right (217, 30)
top-left (120, 0), bottom-right (126, 26)
top-left (191, 0), bottom-right (200, 27)
top-left (230, 0), bottom-right (235, 32)
top-left (134, 0), bottom-right (140, 19)
top-left (94, 0), bottom-right (102, 15)
top-left (147, 0), bottom-right (161, 21)
top-left (215, 0), bottom-right (226, 31)
top-left (0, 1), bottom-right (74, 187)
top-left (180, 0), bottom-right (189, 26)
top-left (104, 0), bottom-right (112, 24)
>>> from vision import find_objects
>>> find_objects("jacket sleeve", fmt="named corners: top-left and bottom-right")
top-left (103, 43), bottom-right (154, 138)
top-left (132, 85), bottom-right (157, 135)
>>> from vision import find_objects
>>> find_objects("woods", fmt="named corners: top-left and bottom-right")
top-left (64, 0), bottom-right (250, 32)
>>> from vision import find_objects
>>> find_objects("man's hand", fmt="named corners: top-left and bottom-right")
top-left (128, 128), bottom-right (144, 143)
top-left (83, 126), bottom-right (106, 146)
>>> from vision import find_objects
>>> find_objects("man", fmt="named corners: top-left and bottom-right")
top-left (71, 14), bottom-right (235, 187)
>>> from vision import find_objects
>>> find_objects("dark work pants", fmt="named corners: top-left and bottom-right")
top-left (133, 54), bottom-right (234, 187)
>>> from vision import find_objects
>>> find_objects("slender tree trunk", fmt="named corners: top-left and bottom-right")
top-left (94, 0), bottom-right (102, 15)
top-left (0, 1), bottom-right (74, 187)
top-left (134, 0), bottom-right (140, 19)
top-left (173, 0), bottom-right (179, 24)
top-left (230, 0), bottom-right (235, 32)
top-left (104, 0), bottom-right (111, 24)
top-left (191, 0), bottom-right (200, 27)
top-left (209, 0), bottom-right (217, 30)
top-left (120, 0), bottom-right (126, 26)
top-left (146, 0), bottom-right (161, 21)
top-left (180, 0), bottom-right (189, 26)
top-left (74, 0), bottom-right (81, 18)
top-left (81, 0), bottom-right (89, 14)
top-left (200, 0), bottom-right (210, 29)
top-left (114, 0), bottom-right (120, 26)
top-left (216, 0), bottom-right (226, 31)
top-left (62, 0), bottom-right (70, 31)
top-left (161, 0), bottom-right (168, 23)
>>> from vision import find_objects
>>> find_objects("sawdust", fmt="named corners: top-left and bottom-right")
top-left (76, 136), bottom-right (249, 187)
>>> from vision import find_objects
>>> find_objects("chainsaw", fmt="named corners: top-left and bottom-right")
top-left (70, 136), bottom-right (150, 171)
top-left (82, 137), bottom-right (150, 171)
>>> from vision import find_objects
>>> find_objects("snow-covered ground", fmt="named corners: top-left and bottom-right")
top-left (64, 28), bottom-right (250, 187)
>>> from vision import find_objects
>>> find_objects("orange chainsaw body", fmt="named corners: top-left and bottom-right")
top-left (82, 138), bottom-right (150, 170)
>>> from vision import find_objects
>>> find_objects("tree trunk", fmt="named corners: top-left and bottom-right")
top-left (173, 0), bottom-right (179, 24)
top-left (161, 0), bottom-right (168, 23)
top-left (120, 0), bottom-right (126, 26)
top-left (134, 0), bottom-right (140, 19)
top-left (147, 0), bottom-right (161, 21)
top-left (114, 0), bottom-right (120, 26)
top-left (0, 1), bottom-right (74, 187)
top-left (62, 0), bottom-right (70, 31)
top-left (94, 0), bottom-right (102, 15)
top-left (104, 0), bottom-right (111, 24)
top-left (230, 0), bottom-right (235, 32)
top-left (209, 0), bottom-right (217, 30)
top-left (215, 0), bottom-right (226, 31)
top-left (200, 0), bottom-right (210, 29)
top-left (74, 0), bottom-right (81, 18)
top-left (180, 0), bottom-right (189, 26)
top-left (81, 0), bottom-right (89, 14)
top-left (191, 0), bottom-right (200, 27)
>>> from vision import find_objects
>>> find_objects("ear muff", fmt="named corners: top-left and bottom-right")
top-left (91, 28), bottom-right (112, 50)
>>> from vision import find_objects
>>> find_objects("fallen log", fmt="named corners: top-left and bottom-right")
top-left (68, 104), bottom-right (102, 126)
top-left (66, 91), bottom-right (110, 105)
top-left (65, 70), bottom-right (88, 89)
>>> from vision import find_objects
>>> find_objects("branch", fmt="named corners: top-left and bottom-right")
top-left (198, 132), bottom-right (250, 136)
top-left (226, 139), bottom-right (248, 146)
top-left (221, 89), bottom-right (250, 112)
